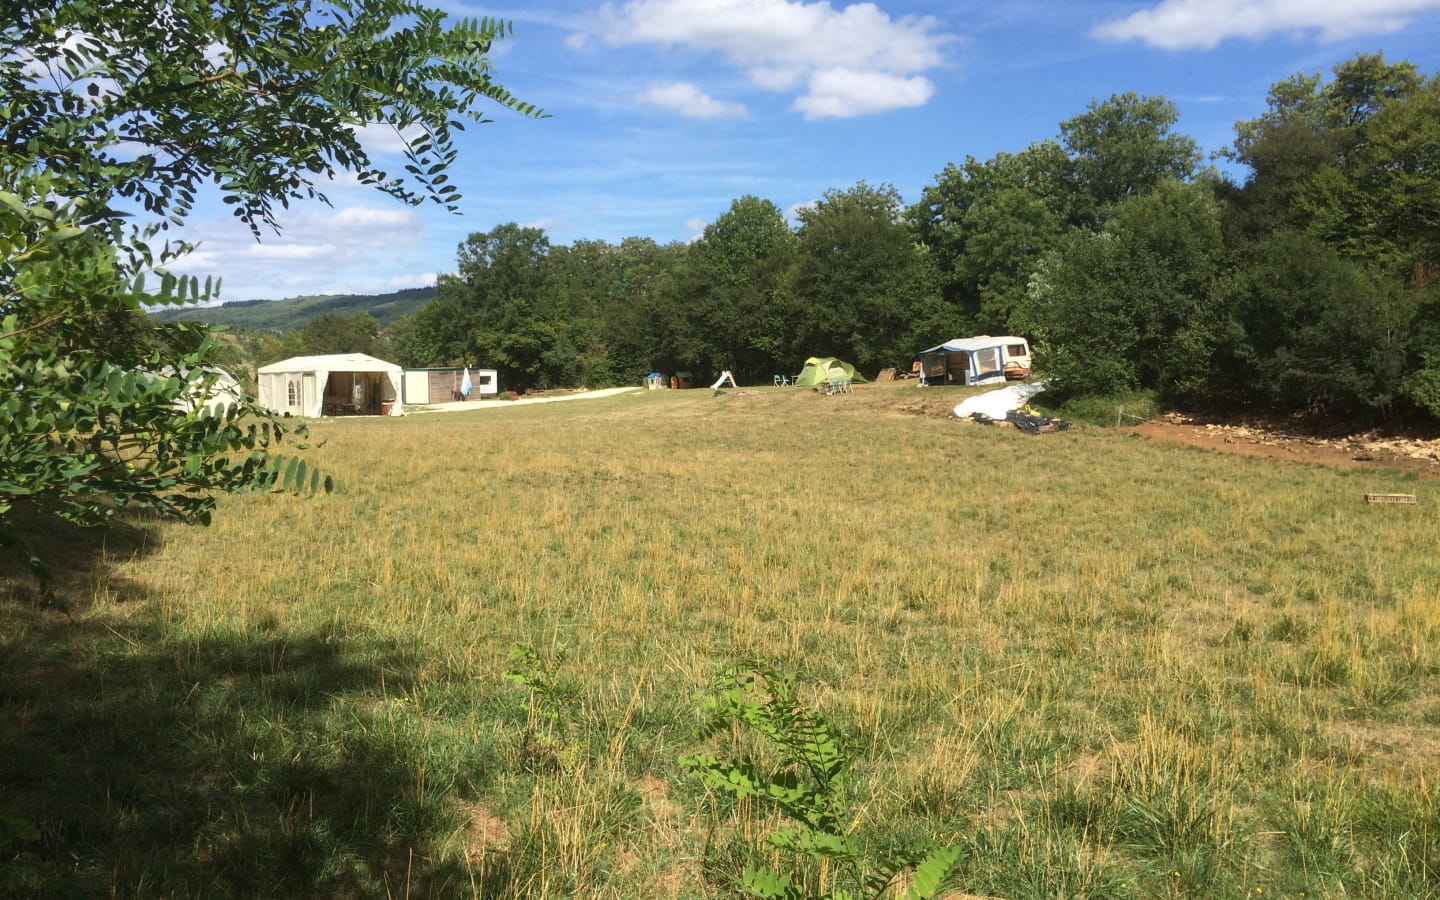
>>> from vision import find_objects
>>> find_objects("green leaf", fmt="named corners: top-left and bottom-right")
top-left (904, 845), bottom-right (963, 900)
top-left (740, 866), bottom-right (797, 900)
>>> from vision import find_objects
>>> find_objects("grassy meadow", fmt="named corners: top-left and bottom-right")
top-left (3, 382), bottom-right (1439, 899)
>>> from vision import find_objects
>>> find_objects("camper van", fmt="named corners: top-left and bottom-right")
top-left (917, 335), bottom-right (1035, 386)
top-left (975, 335), bottom-right (1032, 379)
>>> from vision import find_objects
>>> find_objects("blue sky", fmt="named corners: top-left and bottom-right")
top-left (171, 0), bottom-right (1440, 303)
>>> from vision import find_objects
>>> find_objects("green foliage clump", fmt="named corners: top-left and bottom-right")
top-left (1046, 389), bottom-right (1160, 426)
top-left (503, 644), bottom-right (583, 773)
top-left (682, 664), bottom-right (963, 900)
top-left (1018, 179), bottom-right (1225, 400)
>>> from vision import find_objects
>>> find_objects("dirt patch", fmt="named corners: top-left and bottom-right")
top-left (1330, 720), bottom-right (1440, 779)
top-left (635, 774), bottom-right (683, 822)
top-left (1062, 740), bottom-right (1139, 788)
top-left (870, 385), bottom-right (1440, 477)
top-left (1123, 413), bottom-right (1440, 478)
top-left (459, 803), bottom-right (509, 856)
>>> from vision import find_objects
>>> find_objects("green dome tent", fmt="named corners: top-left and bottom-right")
top-left (793, 357), bottom-right (867, 387)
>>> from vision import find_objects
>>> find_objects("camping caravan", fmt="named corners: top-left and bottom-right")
top-left (257, 353), bottom-right (405, 417)
top-left (917, 339), bottom-right (1009, 386)
top-left (794, 357), bottom-right (867, 388)
top-left (975, 335), bottom-right (1032, 379)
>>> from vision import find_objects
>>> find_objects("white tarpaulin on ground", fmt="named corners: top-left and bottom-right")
top-left (954, 381), bottom-right (1050, 420)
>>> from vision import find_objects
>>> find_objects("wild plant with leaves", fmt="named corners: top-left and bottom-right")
top-left (1, 0), bottom-right (540, 586)
top-left (503, 644), bottom-right (584, 773)
top-left (682, 663), bottom-right (963, 900)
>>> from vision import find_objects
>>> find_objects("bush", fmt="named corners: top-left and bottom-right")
top-left (1044, 389), bottom-right (1160, 426)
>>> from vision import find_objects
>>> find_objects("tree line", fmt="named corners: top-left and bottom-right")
top-left (380, 53), bottom-right (1438, 420)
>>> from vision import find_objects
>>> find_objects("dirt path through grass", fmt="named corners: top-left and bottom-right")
top-left (406, 385), bottom-right (640, 414)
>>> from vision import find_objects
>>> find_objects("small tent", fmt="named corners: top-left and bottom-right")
top-left (794, 357), bottom-right (868, 387)
top-left (140, 365), bottom-right (243, 415)
top-left (174, 366), bottom-right (243, 415)
top-left (917, 338), bottom-right (1008, 387)
top-left (257, 353), bottom-right (404, 417)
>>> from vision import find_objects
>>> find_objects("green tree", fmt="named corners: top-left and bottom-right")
top-left (1060, 92), bottom-right (1200, 226)
top-left (1224, 53), bottom-right (1427, 255)
top-left (600, 238), bottom-right (693, 379)
top-left (688, 196), bottom-right (798, 382)
top-left (547, 239), bottom-right (621, 387)
top-left (908, 142), bottom-right (1071, 332)
top-left (382, 313), bottom-right (420, 367)
top-left (792, 182), bottom-right (943, 369)
top-left (412, 224), bottom-right (556, 389)
top-left (2, 0), bottom-right (539, 583)
top-left (955, 185), bottom-right (1065, 332)
top-left (1019, 180), bottom-right (1224, 398)
top-left (1302, 75), bottom-right (1439, 274)
top-left (288, 311), bottom-right (386, 357)
top-left (1212, 230), bottom-right (1419, 416)
top-left (1219, 54), bottom-right (1439, 420)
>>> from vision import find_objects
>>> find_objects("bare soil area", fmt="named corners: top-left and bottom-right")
top-left (1124, 412), bottom-right (1440, 479)
top-left (876, 384), bottom-right (1440, 478)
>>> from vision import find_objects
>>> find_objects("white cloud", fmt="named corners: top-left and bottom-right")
top-left (352, 122), bottom-right (427, 155)
top-left (793, 67), bottom-right (934, 119)
top-left (523, 216), bottom-right (570, 232)
top-left (348, 272), bottom-right (439, 293)
top-left (578, 0), bottom-right (952, 117)
top-left (246, 242), bottom-right (338, 261)
top-left (327, 206), bottom-right (418, 230)
top-left (1091, 0), bottom-right (1440, 50)
top-left (165, 205), bottom-right (430, 300)
top-left (785, 200), bottom-right (817, 224)
top-left (638, 82), bottom-right (749, 117)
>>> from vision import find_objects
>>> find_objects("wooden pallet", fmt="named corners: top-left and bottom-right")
top-left (1364, 492), bottom-right (1418, 505)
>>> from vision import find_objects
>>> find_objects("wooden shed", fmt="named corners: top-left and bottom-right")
top-left (402, 367), bottom-right (499, 404)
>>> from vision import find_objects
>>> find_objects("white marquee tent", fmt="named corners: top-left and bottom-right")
top-left (256, 353), bottom-right (404, 417)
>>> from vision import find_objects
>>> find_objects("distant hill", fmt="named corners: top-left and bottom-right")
top-left (152, 286), bottom-right (436, 331)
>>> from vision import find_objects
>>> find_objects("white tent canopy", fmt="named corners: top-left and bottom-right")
top-left (256, 353), bottom-right (404, 417)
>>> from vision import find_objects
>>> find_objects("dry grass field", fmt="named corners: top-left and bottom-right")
top-left (3, 382), bottom-right (1438, 898)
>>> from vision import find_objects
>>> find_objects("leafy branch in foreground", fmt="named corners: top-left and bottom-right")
top-left (681, 663), bottom-right (963, 900)
top-left (0, 175), bottom-right (334, 592)
top-left (2, 1), bottom-right (540, 589)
